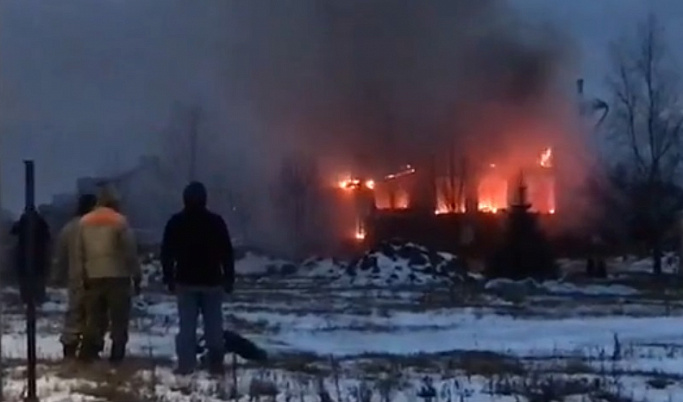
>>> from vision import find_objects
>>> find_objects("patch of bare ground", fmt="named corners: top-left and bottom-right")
top-left (246, 352), bottom-right (326, 375)
top-left (342, 350), bottom-right (526, 378)
top-left (494, 374), bottom-right (636, 402)
top-left (54, 356), bottom-right (169, 380)
top-left (4, 359), bottom-right (159, 401)
top-left (451, 351), bottom-right (526, 377)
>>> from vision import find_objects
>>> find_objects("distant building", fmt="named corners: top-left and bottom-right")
top-left (37, 155), bottom-right (179, 248)
top-left (98, 155), bottom-right (180, 246)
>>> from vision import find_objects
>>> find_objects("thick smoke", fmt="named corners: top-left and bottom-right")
top-left (158, 0), bottom-right (584, 252)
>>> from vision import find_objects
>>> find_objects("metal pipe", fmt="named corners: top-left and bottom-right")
top-left (23, 161), bottom-right (38, 402)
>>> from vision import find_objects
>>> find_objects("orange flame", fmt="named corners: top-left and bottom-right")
top-left (477, 171), bottom-right (507, 213)
top-left (339, 178), bottom-right (375, 191)
top-left (478, 203), bottom-right (499, 213)
top-left (434, 206), bottom-right (449, 215)
top-left (338, 179), bottom-right (359, 190)
top-left (539, 147), bottom-right (552, 168)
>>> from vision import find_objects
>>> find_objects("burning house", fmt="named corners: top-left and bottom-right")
top-left (333, 147), bottom-right (556, 250)
top-left (397, 146), bottom-right (557, 216)
top-left (329, 79), bottom-right (608, 257)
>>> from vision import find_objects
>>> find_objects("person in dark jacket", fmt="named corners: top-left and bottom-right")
top-left (161, 181), bottom-right (235, 375)
top-left (11, 209), bottom-right (51, 305)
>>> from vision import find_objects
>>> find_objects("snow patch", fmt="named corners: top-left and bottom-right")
top-left (236, 252), bottom-right (296, 276)
top-left (334, 241), bottom-right (474, 287)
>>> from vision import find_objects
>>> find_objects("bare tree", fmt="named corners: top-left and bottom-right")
top-left (606, 15), bottom-right (683, 274)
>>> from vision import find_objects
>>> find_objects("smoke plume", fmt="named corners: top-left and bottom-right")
top-left (159, 0), bottom-right (584, 252)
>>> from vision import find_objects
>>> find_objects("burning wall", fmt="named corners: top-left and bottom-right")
top-left (336, 177), bottom-right (376, 240)
top-left (371, 147), bottom-right (556, 216)
top-left (332, 144), bottom-right (557, 244)
top-left (373, 165), bottom-right (415, 210)
top-left (475, 146), bottom-right (556, 214)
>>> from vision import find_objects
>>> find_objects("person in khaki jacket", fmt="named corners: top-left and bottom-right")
top-left (51, 193), bottom-right (109, 360)
top-left (74, 186), bottom-right (141, 363)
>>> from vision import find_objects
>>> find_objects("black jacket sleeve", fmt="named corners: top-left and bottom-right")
top-left (10, 220), bottom-right (19, 236)
top-left (160, 216), bottom-right (177, 285)
top-left (216, 215), bottom-right (235, 286)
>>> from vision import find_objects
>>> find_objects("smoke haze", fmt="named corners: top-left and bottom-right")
top-left (2, 0), bottom-right (594, 249)
top-left (171, 0), bottom-right (582, 181)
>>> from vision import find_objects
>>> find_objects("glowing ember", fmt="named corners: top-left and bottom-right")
top-left (339, 178), bottom-right (375, 191)
top-left (354, 225), bottom-right (366, 240)
top-left (339, 178), bottom-right (360, 189)
top-left (549, 209), bottom-right (555, 214)
top-left (478, 204), bottom-right (499, 213)
top-left (434, 206), bottom-right (449, 215)
top-left (539, 147), bottom-right (553, 168)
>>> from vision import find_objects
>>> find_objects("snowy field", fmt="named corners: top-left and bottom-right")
top-left (2, 245), bottom-right (683, 401)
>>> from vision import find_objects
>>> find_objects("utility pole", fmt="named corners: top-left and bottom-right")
top-left (188, 106), bottom-right (200, 182)
top-left (23, 161), bottom-right (38, 402)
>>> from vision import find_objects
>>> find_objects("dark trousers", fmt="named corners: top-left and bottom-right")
top-left (175, 286), bottom-right (224, 372)
top-left (81, 278), bottom-right (132, 357)
top-left (60, 286), bottom-right (107, 350)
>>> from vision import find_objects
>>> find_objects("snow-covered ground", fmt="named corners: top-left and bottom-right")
top-left (2, 249), bottom-right (683, 401)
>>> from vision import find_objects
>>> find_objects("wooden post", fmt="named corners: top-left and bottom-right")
top-left (678, 211), bottom-right (683, 276)
top-left (0, 157), bottom-right (4, 402)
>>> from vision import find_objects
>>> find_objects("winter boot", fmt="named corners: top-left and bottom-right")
top-left (62, 343), bottom-right (78, 361)
top-left (207, 351), bottom-right (225, 376)
top-left (78, 342), bottom-right (100, 364)
top-left (109, 343), bottom-right (126, 365)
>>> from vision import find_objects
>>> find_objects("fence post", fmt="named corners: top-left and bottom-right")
top-left (23, 160), bottom-right (38, 402)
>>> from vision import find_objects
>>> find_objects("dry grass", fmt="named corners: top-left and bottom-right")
top-left (494, 374), bottom-right (636, 402)
top-left (71, 381), bottom-right (154, 402)
top-left (56, 358), bottom-right (159, 401)
top-left (3, 349), bottom-right (676, 401)
top-left (452, 351), bottom-right (526, 377)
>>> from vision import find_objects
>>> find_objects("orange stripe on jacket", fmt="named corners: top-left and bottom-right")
top-left (80, 207), bottom-right (127, 227)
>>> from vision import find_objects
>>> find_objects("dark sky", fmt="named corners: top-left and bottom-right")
top-left (1, 0), bottom-right (681, 213)
top-left (510, 0), bottom-right (683, 97)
